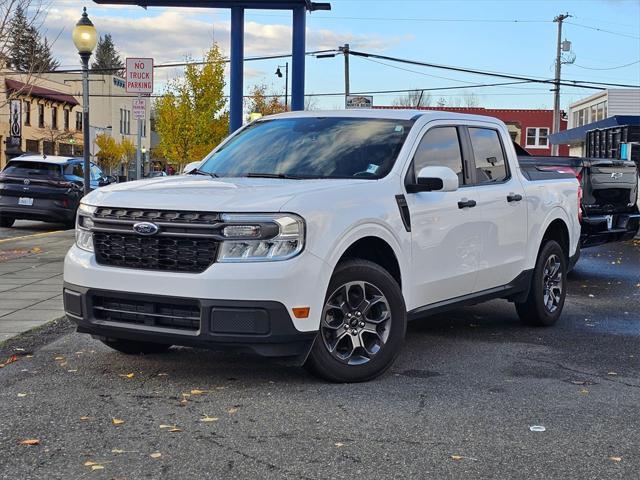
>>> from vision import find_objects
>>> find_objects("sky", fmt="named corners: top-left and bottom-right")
top-left (41, 0), bottom-right (640, 111)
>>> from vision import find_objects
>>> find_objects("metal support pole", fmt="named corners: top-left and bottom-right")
top-left (552, 13), bottom-right (570, 156)
top-left (291, 6), bottom-right (306, 111)
top-left (80, 52), bottom-right (91, 197)
top-left (284, 62), bottom-right (289, 110)
top-left (343, 43), bottom-right (350, 97)
top-left (229, 7), bottom-right (244, 132)
top-left (136, 93), bottom-right (142, 179)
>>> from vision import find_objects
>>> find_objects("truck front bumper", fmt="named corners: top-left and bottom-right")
top-left (63, 283), bottom-right (317, 359)
top-left (580, 212), bottom-right (640, 248)
top-left (63, 245), bottom-right (333, 359)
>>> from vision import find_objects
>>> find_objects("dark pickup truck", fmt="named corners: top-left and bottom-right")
top-left (516, 144), bottom-right (639, 249)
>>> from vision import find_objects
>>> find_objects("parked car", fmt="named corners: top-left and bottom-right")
top-left (147, 171), bottom-right (167, 178)
top-left (0, 155), bottom-right (112, 228)
top-left (182, 160), bottom-right (202, 174)
top-left (516, 144), bottom-right (640, 249)
top-left (63, 111), bottom-right (580, 382)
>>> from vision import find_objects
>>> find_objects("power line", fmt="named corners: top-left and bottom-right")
top-left (565, 21), bottom-right (640, 40)
top-left (348, 49), bottom-right (640, 89)
top-left (571, 60), bottom-right (640, 71)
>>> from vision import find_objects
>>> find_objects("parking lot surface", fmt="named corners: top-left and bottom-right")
top-left (0, 221), bottom-right (66, 241)
top-left (0, 239), bottom-right (638, 479)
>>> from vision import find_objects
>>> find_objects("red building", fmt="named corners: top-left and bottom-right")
top-left (375, 106), bottom-right (569, 156)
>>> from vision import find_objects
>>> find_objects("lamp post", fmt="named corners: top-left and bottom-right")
top-left (275, 62), bottom-right (289, 110)
top-left (72, 7), bottom-right (98, 196)
top-left (141, 146), bottom-right (147, 176)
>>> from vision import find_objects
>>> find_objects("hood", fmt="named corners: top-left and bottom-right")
top-left (83, 175), bottom-right (361, 212)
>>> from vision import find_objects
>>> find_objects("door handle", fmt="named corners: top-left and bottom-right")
top-left (507, 193), bottom-right (523, 202)
top-left (458, 199), bottom-right (477, 209)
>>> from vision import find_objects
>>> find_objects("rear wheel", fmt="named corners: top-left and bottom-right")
top-left (516, 240), bottom-right (567, 326)
top-left (101, 339), bottom-right (172, 355)
top-left (305, 259), bottom-right (406, 383)
top-left (0, 216), bottom-right (15, 228)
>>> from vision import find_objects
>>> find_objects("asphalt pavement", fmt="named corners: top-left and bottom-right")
top-left (0, 221), bottom-right (67, 241)
top-left (0, 238), bottom-right (638, 479)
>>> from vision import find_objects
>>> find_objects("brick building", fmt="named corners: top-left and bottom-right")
top-left (375, 106), bottom-right (569, 156)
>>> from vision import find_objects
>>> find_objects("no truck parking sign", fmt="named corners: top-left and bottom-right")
top-left (125, 58), bottom-right (154, 94)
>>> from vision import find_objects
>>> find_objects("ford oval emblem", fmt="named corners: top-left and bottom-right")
top-left (133, 222), bottom-right (159, 236)
top-left (23, 178), bottom-right (30, 185)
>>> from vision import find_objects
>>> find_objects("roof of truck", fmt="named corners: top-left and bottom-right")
top-left (265, 108), bottom-right (505, 124)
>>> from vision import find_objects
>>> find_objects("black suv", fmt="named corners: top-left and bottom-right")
top-left (0, 155), bottom-right (114, 228)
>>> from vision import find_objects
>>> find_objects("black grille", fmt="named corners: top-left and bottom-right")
top-left (95, 207), bottom-right (220, 224)
top-left (94, 232), bottom-right (218, 273)
top-left (93, 295), bottom-right (200, 331)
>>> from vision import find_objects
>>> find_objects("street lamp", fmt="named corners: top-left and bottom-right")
top-left (275, 62), bottom-right (289, 110)
top-left (72, 7), bottom-right (98, 196)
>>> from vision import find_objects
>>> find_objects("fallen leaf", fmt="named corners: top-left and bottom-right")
top-left (119, 373), bottom-right (135, 379)
top-left (579, 388), bottom-right (589, 395)
top-left (54, 356), bottom-right (64, 361)
top-left (84, 461), bottom-right (98, 466)
top-left (609, 456), bottom-right (622, 462)
top-left (200, 416), bottom-right (219, 423)
top-left (59, 362), bottom-right (67, 367)
top-left (19, 439), bottom-right (40, 446)
top-left (111, 449), bottom-right (125, 454)
top-left (80, 416), bottom-right (90, 421)
top-left (112, 418), bottom-right (125, 426)
top-left (335, 442), bottom-right (345, 448)
top-left (17, 393), bottom-right (27, 397)
top-left (150, 452), bottom-right (162, 459)
top-left (91, 465), bottom-right (104, 471)
top-left (157, 373), bottom-right (168, 376)
top-left (0, 355), bottom-right (19, 368)
top-left (169, 428), bottom-right (182, 433)
top-left (190, 389), bottom-right (206, 395)
top-left (159, 424), bottom-right (176, 429)
top-left (450, 455), bottom-right (463, 461)
top-left (227, 407), bottom-right (238, 415)
top-left (607, 372), bottom-right (618, 376)
top-left (67, 369), bottom-right (78, 373)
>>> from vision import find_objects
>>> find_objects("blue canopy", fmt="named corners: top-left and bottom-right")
top-left (550, 115), bottom-right (640, 145)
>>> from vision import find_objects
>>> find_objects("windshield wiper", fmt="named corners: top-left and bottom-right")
top-left (245, 172), bottom-right (307, 179)
top-left (189, 168), bottom-right (219, 178)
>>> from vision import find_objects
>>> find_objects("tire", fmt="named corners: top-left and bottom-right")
top-left (305, 259), bottom-right (407, 383)
top-left (0, 216), bottom-right (15, 228)
top-left (516, 240), bottom-right (567, 327)
top-left (101, 339), bottom-right (172, 355)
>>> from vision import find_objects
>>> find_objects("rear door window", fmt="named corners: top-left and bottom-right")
top-left (3, 161), bottom-right (62, 177)
top-left (468, 128), bottom-right (508, 184)
top-left (411, 127), bottom-right (465, 186)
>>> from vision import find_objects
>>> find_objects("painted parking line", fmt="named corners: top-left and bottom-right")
top-left (0, 229), bottom-right (66, 245)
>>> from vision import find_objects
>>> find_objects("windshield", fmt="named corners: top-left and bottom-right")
top-left (199, 117), bottom-right (414, 179)
top-left (2, 161), bottom-right (62, 177)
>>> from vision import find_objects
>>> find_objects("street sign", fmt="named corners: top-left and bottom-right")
top-left (133, 98), bottom-right (146, 120)
top-left (346, 95), bottom-right (373, 109)
top-left (125, 57), bottom-right (154, 94)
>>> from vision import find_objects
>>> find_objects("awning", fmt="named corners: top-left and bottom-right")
top-left (5, 79), bottom-right (80, 106)
top-left (549, 115), bottom-right (640, 145)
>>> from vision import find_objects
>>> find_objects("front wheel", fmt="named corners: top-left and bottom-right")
top-left (516, 240), bottom-right (567, 326)
top-left (101, 339), bottom-right (172, 355)
top-left (305, 259), bottom-right (406, 383)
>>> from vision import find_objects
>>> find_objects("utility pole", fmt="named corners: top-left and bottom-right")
top-left (339, 43), bottom-right (350, 101)
top-left (552, 13), bottom-right (571, 156)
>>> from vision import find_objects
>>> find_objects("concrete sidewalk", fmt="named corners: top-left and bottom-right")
top-left (0, 230), bottom-right (74, 342)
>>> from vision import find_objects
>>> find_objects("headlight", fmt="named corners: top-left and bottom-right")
top-left (75, 202), bottom-right (96, 252)
top-left (217, 213), bottom-right (305, 262)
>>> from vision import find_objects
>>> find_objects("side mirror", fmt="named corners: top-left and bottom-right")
top-left (408, 166), bottom-right (459, 193)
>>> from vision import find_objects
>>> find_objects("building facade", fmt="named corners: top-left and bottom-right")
top-left (1, 71), bottom-right (83, 168)
top-left (44, 72), bottom-right (152, 176)
top-left (374, 106), bottom-right (569, 156)
top-left (554, 89), bottom-right (640, 157)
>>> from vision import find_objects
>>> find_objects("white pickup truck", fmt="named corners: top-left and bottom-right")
top-left (64, 110), bottom-right (581, 382)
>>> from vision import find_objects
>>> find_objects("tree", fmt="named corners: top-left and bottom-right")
top-left (245, 84), bottom-right (287, 119)
top-left (155, 44), bottom-right (228, 170)
top-left (120, 137), bottom-right (136, 173)
top-left (393, 89), bottom-right (431, 108)
top-left (91, 34), bottom-right (124, 75)
top-left (6, 3), bottom-right (58, 73)
top-left (95, 134), bottom-right (123, 173)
